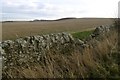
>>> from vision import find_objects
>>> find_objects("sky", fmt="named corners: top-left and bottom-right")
top-left (1, 0), bottom-right (120, 21)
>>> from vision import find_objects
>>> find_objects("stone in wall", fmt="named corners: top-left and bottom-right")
top-left (93, 25), bottom-right (110, 36)
top-left (85, 25), bottom-right (111, 42)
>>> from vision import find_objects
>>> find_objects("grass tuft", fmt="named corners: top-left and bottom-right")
top-left (71, 30), bottom-right (93, 40)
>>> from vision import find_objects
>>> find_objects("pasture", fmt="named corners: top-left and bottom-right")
top-left (2, 18), bottom-right (113, 40)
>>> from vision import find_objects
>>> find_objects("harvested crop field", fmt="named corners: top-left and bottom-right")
top-left (2, 18), bottom-right (113, 40)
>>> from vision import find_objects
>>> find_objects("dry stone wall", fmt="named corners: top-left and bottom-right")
top-left (0, 25), bottom-right (113, 74)
top-left (1, 33), bottom-right (77, 68)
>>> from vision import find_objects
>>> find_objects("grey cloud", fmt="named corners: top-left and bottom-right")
top-left (2, 2), bottom-right (45, 13)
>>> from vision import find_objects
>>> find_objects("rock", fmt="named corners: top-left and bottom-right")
top-left (75, 39), bottom-right (84, 45)
top-left (93, 25), bottom-right (111, 37)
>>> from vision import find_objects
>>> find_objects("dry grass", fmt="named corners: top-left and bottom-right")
top-left (0, 58), bottom-right (2, 79)
top-left (2, 18), bottom-right (113, 40)
top-left (3, 28), bottom-right (119, 78)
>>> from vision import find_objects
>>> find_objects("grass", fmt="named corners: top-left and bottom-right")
top-left (0, 58), bottom-right (1, 78)
top-left (71, 30), bottom-right (93, 40)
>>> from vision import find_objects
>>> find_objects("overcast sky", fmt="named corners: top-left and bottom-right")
top-left (1, 0), bottom-right (120, 21)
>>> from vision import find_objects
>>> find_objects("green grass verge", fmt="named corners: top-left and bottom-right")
top-left (71, 30), bottom-right (93, 40)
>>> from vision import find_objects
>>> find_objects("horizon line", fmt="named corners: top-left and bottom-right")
top-left (1, 17), bottom-right (118, 22)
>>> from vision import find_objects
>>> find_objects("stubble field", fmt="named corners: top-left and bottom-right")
top-left (2, 18), bottom-right (113, 40)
